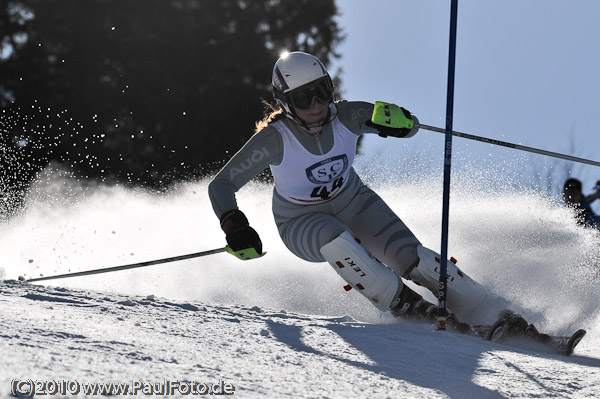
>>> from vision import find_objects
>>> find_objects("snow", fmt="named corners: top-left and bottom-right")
top-left (2, 280), bottom-right (599, 398)
top-left (1, 171), bottom-right (600, 398)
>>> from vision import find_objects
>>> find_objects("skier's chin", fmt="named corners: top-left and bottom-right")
top-left (301, 117), bottom-right (327, 129)
top-left (308, 115), bottom-right (327, 125)
top-left (304, 109), bottom-right (329, 125)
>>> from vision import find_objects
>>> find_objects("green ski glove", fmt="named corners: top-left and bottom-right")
top-left (366, 101), bottom-right (415, 138)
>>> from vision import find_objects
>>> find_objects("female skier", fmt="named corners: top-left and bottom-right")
top-left (208, 51), bottom-right (496, 325)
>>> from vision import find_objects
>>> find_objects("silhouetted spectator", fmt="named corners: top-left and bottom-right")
top-left (562, 178), bottom-right (600, 229)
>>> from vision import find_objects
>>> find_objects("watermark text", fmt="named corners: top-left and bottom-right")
top-left (11, 378), bottom-right (235, 397)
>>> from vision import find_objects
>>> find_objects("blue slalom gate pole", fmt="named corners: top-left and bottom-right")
top-left (438, 0), bottom-right (459, 331)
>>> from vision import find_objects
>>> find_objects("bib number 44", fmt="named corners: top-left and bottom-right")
top-left (310, 177), bottom-right (344, 200)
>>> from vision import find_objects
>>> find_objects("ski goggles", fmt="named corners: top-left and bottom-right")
top-left (287, 77), bottom-right (334, 109)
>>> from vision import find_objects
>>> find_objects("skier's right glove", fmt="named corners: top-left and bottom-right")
top-left (220, 209), bottom-right (265, 260)
top-left (365, 101), bottom-right (419, 138)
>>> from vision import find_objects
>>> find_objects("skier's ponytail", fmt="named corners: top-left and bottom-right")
top-left (255, 99), bottom-right (284, 133)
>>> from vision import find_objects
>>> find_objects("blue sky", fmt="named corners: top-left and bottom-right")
top-left (331, 0), bottom-right (600, 200)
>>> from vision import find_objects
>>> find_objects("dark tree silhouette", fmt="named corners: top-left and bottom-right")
top-left (0, 0), bottom-right (342, 197)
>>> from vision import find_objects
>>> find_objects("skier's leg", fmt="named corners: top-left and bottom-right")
top-left (273, 189), bottom-right (350, 262)
top-left (320, 230), bottom-right (402, 311)
top-left (407, 245), bottom-right (506, 324)
top-left (275, 207), bottom-right (401, 310)
top-left (274, 202), bottom-right (433, 315)
top-left (320, 230), bottom-right (440, 316)
top-left (335, 184), bottom-right (501, 323)
top-left (276, 211), bottom-right (347, 262)
top-left (336, 185), bottom-right (421, 277)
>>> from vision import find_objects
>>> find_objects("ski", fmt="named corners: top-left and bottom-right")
top-left (543, 329), bottom-right (587, 356)
top-left (447, 311), bottom-right (586, 356)
top-left (397, 301), bottom-right (586, 356)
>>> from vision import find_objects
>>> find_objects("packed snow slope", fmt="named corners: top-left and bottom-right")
top-left (1, 164), bottom-right (600, 398)
top-left (1, 279), bottom-right (600, 399)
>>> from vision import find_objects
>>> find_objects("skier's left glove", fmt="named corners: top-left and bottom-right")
top-left (220, 209), bottom-right (265, 260)
top-left (365, 101), bottom-right (419, 138)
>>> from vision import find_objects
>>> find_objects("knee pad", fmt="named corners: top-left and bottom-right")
top-left (408, 245), bottom-right (491, 319)
top-left (320, 231), bottom-right (402, 311)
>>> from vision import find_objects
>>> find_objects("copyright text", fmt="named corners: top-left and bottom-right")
top-left (10, 378), bottom-right (235, 397)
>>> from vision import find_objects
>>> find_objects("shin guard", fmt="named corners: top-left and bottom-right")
top-left (407, 245), bottom-right (491, 320)
top-left (320, 231), bottom-right (402, 311)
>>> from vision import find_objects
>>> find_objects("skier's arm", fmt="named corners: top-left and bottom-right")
top-left (208, 127), bottom-right (282, 218)
top-left (335, 101), bottom-right (375, 135)
top-left (208, 127), bottom-right (282, 259)
top-left (336, 100), bottom-right (419, 138)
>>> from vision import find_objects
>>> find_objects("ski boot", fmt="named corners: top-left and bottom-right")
top-left (486, 310), bottom-right (586, 355)
top-left (486, 309), bottom-right (531, 341)
top-left (488, 310), bottom-right (572, 347)
top-left (390, 284), bottom-right (437, 321)
top-left (522, 322), bottom-right (552, 343)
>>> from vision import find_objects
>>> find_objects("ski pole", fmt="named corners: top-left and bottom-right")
top-left (22, 247), bottom-right (227, 283)
top-left (419, 123), bottom-right (600, 167)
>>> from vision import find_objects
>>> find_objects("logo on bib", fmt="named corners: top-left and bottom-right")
top-left (306, 154), bottom-right (348, 184)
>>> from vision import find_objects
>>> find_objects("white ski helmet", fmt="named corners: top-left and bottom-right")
top-left (272, 51), bottom-right (335, 124)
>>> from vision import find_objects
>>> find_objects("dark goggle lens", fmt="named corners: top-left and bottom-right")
top-left (289, 79), bottom-right (333, 109)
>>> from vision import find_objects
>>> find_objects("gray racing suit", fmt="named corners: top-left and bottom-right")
top-left (208, 100), bottom-right (421, 278)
